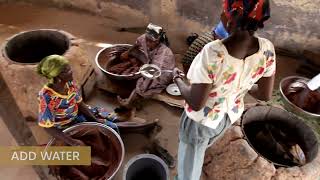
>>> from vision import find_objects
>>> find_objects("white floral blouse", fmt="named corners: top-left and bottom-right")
top-left (185, 37), bottom-right (276, 129)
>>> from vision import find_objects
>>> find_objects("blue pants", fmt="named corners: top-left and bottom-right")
top-left (177, 112), bottom-right (231, 180)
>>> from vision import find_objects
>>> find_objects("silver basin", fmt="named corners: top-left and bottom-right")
top-left (95, 44), bottom-right (145, 81)
top-left (279, 76), bottom-right (320, 121)
top-left (46, 122), bottom-right (125, 180)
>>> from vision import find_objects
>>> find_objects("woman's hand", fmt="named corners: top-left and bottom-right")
top-left (95, 118), bottom-right (106, 124)
top-left (173, 67), bottom-right (183, 76)
top-left (173, 68), bottom-right (185, 81)
top-left (173, 68), bottom-right (211, 111)
top-left (249, 75), bottom-right (275, 101)
top-left (120, 51), bottom-right (129, 61)
top-left (45, 127), bottom-right (86, 147)
top-left (121, 44), bottom-right (140, 61)
top-left (78, 102), bottom-right (98, 122)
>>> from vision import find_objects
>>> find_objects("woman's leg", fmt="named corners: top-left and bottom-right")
top-left (177, 136), bottom-right (210, 180)
top-left (177, 112), bottom-right (230, 180)
top-left (207, 116), bottom-right (231, 147)
top-left (177, 112), bottom-right (215, 180)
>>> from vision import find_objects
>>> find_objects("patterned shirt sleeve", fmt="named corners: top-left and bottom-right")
top-left (187, 42), bottom-right (222, 84)
top-left (38, 92), bottom-right (56, 128)
top-left (263, 41), bottom-right (276, 77)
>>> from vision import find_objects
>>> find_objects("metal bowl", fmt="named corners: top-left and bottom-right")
top-left (241, 106), bottom-right (319, 167)
top-left (46, 122), bottom-right (125, 180)
top-left (95, 44), bottom-right (145, 81)
top-left (279, 76), bottom-right (320, 121)
top-left (166, 83), bottom-right (181, 96)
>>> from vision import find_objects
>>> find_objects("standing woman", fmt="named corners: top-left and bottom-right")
top-left (173, 0), bottom-right (276, 179)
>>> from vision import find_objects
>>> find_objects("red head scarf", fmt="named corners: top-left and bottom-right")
top-left (223, 0), bottom-right (270, 22)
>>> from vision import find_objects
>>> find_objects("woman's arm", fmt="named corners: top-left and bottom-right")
top-left (120, 45), bottom-right (137, 61)
top-left (249, 74), bottom-right (275, 101)
top-left (174, 76), bottom-right (212, 111)
top-left (250, 41), bottom-right (276, 102)
top-left (173, 43), bottom-right (218, 110)
top-left (45, 127), bottom-right (84, 146)
top-left (121, 34), bottom-right (145, 62)
top-left (78, 102), bottom-right (96, 122)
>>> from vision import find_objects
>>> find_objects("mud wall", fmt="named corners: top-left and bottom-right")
top-left (0, 0), bottom-right (319, 54)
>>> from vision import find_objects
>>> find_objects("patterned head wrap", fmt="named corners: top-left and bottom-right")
top-left (146, 23), bottom-right (164, 41)
top-left (223, 0), bottom-right (270, 29)
top-left (37, 55), bottom-right (69, 83)
top-left (145, 23), bottom-right (170, 46)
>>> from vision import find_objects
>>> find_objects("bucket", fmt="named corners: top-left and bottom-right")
top-left (123, 154), bottom-right (170, 180)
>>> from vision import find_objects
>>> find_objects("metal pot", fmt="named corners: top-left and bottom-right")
top-left (46, 122), bottom-right (125, 180)
top-left (241, 106), bottom-right (319, 168)
top-left (279, 76), bottom-right (320, 121)
top-left (95, 44), bottom-right (145, 81)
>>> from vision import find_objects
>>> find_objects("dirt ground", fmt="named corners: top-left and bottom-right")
top-left (0, 3), bottom-right (312, 180)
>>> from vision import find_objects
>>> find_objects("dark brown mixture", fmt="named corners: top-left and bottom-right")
top-left (285, 81), bottom-right (320, 114)
top-left (244, 121), bottom-right (306, 167)
top-left (49, 127), bottom-right (122, 180)
top-left (107, 56), bottom-right (142, 75)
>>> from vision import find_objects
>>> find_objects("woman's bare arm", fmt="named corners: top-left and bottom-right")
top-left (174, 77), bottom-right (212, 111)
top-left (249, 74), bottom-right (275, 101)
top-left (78, 102), bottom-right (96, 122)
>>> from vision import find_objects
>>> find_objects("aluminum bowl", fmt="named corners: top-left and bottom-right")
top-left (46, 122), bottom-right (125, 180)
top-left (279, 76), bottom-right (320, 121)
top-left (95, 44), bottom-right (145, 81)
